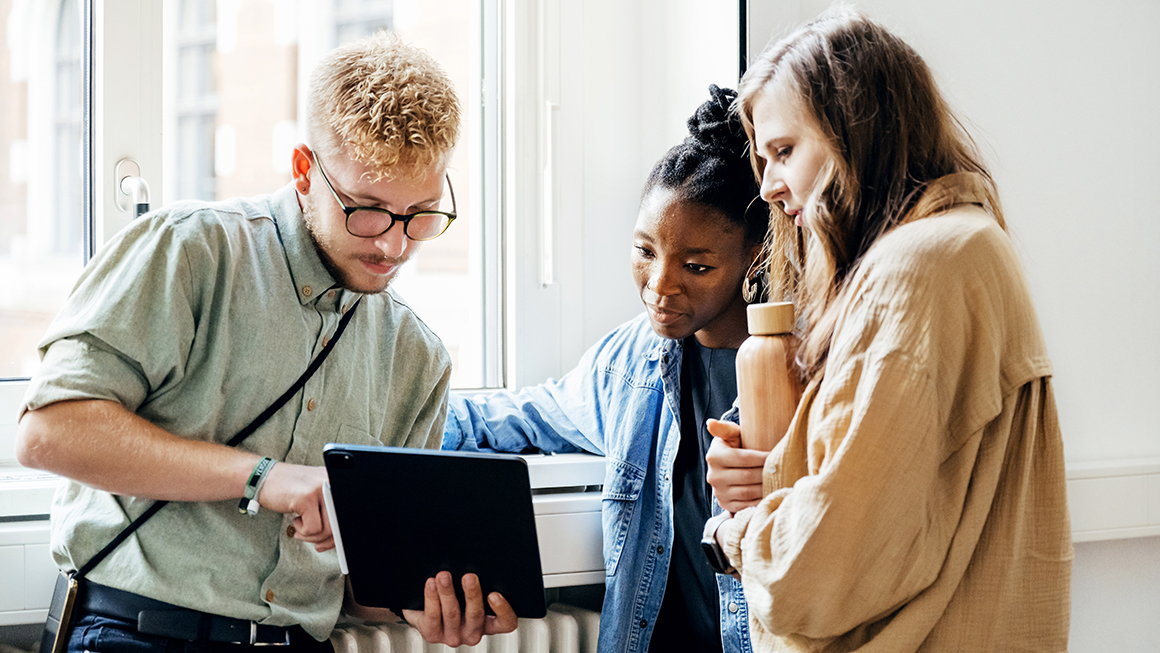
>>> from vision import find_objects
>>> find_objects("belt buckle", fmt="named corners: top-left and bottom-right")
top-left (250, 622), bottom-right (291, 646)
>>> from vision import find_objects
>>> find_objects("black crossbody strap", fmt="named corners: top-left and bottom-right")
top-left (74, 298), bottom-right (362, 579)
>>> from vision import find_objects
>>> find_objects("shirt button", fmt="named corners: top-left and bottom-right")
top-left (342, 303), bottom-right (350, 314)
top-left (302, 285), bottom-right (313, 297)
top-left (656, 545), bottom-right (664, 555)
top-left (286, 526), bottom-right (296, 538)
top-left (639, 619), bottom-right (647, 629)
top-left (322, 336), bottom-right (330, 348)
top-left (265, 590), bottom-right (275, 603)
top-left (306, 398), bottom-right (316, 411)
top-left (728, 602), bottom-right (739, 613)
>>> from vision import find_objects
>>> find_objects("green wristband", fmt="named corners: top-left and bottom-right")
top-left (238, 457), bottom-right (276, 516)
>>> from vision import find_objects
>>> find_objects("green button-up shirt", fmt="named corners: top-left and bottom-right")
top-left (21, 184), bottom-right (451, 640)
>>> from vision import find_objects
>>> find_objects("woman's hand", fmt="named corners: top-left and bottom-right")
top-left (705, 418), bottom-right (768, 514)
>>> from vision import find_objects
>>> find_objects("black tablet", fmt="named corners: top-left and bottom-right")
top-left (322, 443), bottom-right (547, 619)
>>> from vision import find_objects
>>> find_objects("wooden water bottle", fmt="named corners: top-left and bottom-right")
top-left (736, 302), bottom-right (803, 451)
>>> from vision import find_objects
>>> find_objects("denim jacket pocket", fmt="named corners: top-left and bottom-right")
top-left (601, 458), bottom-right (645, 577)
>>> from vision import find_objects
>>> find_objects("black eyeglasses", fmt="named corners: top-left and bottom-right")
top-left (313, 155), bottom-right (457, 241)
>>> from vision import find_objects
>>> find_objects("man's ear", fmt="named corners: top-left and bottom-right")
top-left (291, 144), bottom-right (313, 193)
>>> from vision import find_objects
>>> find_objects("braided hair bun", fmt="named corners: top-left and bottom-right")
top-left (686, 84), bottom-right (750, 162)
top-left (642, 85), bottom-right (768, 246)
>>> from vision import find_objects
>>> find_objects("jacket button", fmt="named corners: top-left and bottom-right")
top-left (302, 285), bottom-right (312, 297)
top-left (265, 589), bottom-right (275, 603)
top-left (286, 526), bottom-right (296, 538)
top-left (656, 545), bottom-right (663, 554)
top-left (639, 619), bottom-right (647, 628)
top-left (307, 399), bottom-right (316, 411)
top-left (728, 602), bottom-right (739, 613)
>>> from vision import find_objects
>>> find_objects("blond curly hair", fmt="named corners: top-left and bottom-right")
top-left (307, 31), bottom-right (461, 181)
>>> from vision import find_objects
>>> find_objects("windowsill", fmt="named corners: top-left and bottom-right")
top-left (0, 467), bottom-right (58, 519)
top-left (1, 455), bottom-right (1158, 544)
top-left (0, 454), bottom-right (607, 520)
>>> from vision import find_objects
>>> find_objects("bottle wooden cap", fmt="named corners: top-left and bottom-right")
top-left (747, 302), bottom-right (795, 335)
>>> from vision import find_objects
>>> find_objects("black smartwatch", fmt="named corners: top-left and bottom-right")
top-left (701, 512), bottom-right (733, 574)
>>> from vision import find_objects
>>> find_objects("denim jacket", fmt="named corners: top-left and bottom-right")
top-left (443, 314), bottom-right (753, 653)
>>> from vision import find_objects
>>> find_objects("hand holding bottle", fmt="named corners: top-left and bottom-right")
top-left (705, 418), bottom-right (767, 514)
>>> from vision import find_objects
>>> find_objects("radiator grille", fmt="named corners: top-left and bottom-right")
top-left (330, 604), bottom-right (600, 653)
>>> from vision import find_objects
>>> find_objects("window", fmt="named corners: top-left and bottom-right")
top-left (158, 0), bottom-right (493, 389)
top-left (1, 0), bottom-right (577, 469)
top-left (171, 0), bottom-right (217, 201)
top-left (333, 0), bottom-right (392, 45)
top-left (53, 0), bottom-right (85, 255)
top-left (0, 0), bottom-right (87, 381)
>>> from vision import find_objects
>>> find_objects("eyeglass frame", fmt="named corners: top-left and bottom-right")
top-left (312, 155), bottom-right (457, 241)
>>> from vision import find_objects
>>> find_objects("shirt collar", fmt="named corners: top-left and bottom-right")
top-left (901, 171), bottom-right (993, 225)
top-left (270, 184), bottom-right (348, 307)
top-left (646, 335), bottom-right (682, 362)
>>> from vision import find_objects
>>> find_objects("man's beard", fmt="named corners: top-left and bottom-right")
top-left (301, 194), bottom-right (397, 294)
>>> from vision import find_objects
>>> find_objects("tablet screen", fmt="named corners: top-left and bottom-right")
top-left (323, 444), bottom-right (548, 619)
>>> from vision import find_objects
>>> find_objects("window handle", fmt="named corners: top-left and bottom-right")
top-left (115, 158), bottom-right (151, 218)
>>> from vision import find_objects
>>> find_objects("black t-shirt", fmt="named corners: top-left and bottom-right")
top-left (649, 337), bottom-right (737, 653)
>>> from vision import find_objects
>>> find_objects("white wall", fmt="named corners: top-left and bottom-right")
top-left (1072, 536), bottom-right (1160, 651)
top-left (745, 0), bottom-right (1160, 648)
top-left (748, 0), bottom-right (1160, 466)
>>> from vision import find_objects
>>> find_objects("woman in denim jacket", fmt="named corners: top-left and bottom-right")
top-left (442, 85), bottom-right (770, 653)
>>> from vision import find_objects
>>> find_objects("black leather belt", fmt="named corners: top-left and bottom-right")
top-left (80, 581), bottom-right (300, 646)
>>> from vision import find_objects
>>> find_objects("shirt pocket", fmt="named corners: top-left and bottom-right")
top-left (336, 422), bottom-right (381, 447)
top-left (601, 458), bottom-right (646, 577)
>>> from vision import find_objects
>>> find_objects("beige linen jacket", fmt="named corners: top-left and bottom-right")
top-left (720, 174), bottom-right (1072, 652)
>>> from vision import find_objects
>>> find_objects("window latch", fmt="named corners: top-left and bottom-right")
top-left (115, 158), bottom-right (151, 218)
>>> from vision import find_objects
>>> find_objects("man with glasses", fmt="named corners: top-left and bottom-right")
top-left (16, 32), bottom-right (511, 652)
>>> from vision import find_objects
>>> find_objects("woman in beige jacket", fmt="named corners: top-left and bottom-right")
top-left (702, 8), bottom-right (1072, 652)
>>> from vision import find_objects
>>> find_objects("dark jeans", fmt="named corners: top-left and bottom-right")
top-left (66, 611), bottom-right (334, 653)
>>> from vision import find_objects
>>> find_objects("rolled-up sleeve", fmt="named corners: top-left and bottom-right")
top-left (21, 337), bottom-right (151, 416)
top-left (441, 331), bottom-right (631, 456)
top-left (20, 216), bottom-right (198, 419)
top-left (443, 367), bottom-right (597, 456)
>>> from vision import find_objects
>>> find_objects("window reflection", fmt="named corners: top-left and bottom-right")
top-left (174, 0), bottom-right (217, 200)
top-left (334, 0), bottom-right (392, 45)
top-left (54, 0), bottom-right (84, 256)
top-left (161, 0), bottom-right (484, 388)
top-left (0, 0), bottom-right (87, 378)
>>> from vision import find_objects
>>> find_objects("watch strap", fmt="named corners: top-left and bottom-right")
top-left (701, 511), bottom-right (735, 575)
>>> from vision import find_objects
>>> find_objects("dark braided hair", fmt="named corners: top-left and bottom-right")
top-left (641, 84), bottom-right (769, 247)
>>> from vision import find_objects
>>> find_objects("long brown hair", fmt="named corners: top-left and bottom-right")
top-left (738, 7), bottom-right (1003, 380)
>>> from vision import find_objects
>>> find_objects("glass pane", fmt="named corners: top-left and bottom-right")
top-left (0, 0), bottom-right (88, 379)
top-left (161, 0), bottom-right (486, 388)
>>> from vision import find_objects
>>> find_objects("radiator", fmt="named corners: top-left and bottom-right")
top-left (330, 603), bottom-right (600, 653)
